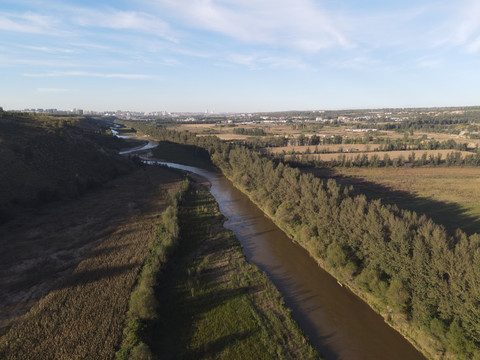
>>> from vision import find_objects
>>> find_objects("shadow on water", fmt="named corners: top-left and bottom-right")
top-left (306, 167), bottom-right (480, 236)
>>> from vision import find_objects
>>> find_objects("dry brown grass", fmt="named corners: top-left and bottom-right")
top-left (0, 166), bottom-right (183, 359)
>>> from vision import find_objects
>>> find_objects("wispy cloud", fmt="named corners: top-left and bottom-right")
top-left (327, 55), bottom-right (381, 70)
top-left (70, 7), bottom-right (178, 43)
top-left (454, 0), bottom-right (480, 52)
top-left (36, 87), bottom-right (70, 93)
top-left (0, 11), bottom-right (67, 35)
top-left (19, 45), bottom-right (76, 54)
top-left (0, 5), bottom-right (177, 43)
top-left (23, 71), bottom-right (153, 79)
top-left (226, 53), bottom-right (312, 70)
top-left (152, 0), bottom-right (351, 52)
top-left (417, 57), bottom-right (442, 69)
top-left (430, 0), bottom-right (480, 53)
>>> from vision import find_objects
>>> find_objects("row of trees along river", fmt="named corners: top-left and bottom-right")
top-left (129, 123), bottom-right (480, 359)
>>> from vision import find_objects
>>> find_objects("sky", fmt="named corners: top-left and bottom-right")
top-left (1, 0), bottom-right (480, 112)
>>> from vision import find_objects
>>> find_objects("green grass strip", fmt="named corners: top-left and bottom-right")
top-left (116, 179), bottom-right (190, 360)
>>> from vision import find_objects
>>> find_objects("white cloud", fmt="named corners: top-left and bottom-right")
top-left (23, 71), bottom-right (153, 79)
top-left (152, 0), bottom-right (351, 52)
top-left (454, 1), bottom-right (480, 43)
top-left (327, 55), bottom-right (381, 70)
top-left (417, 57), bottom-right (442, 69)
top-left (19, 45), bottom-right (75, 54)
top-left (467, 35), bottom-right (480, 52)
top-left (70, 8), bottom-right (178, 43)
top-left (0, 5), bottom-right (178, 44)
top-left (227, 54), bottom-right (259, 69)
top-left (36, 88), bottom-right (70, 93)
top-left (226, 53), bottom-right (312, 70)
top-left (434, 0), bottom-right (480, 53)
top-left (0, 11), bottom-right (66, 35)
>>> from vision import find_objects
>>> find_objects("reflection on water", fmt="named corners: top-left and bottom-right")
top-left (112, 129), bottom-right (158, 154)
top-left (153, 162), bottom-right (426, 360)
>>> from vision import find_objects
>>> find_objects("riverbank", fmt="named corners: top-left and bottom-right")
top-left (143, 139), bottom-right (434, 360)
top-left (221, 173), bottom-right (433, 359)
top-left (144, 179), bottom-right (321, 359)
top-left (142, 150), bottom-right (426, 359)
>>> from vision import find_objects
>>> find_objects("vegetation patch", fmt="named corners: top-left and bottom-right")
top-left (147, 183), bottom-right (320, 359)
top-left (329, 167), bottom-right (480, 235)
top-left (116, 179), bottom-right (190, 359)
top-left (0, 166), bottom-right (184, 359)
top-left (0, 111), bottom-right (137, 223)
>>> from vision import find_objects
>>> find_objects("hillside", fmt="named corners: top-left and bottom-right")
top-left (0, 111), bottom-right (137, 222)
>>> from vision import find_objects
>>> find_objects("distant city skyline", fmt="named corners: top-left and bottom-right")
top-left (1, 0), bottom-right (480, 112)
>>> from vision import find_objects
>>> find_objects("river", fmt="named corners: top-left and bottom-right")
top-left (144, 161), bottom-right (426, 360)
top-left (111, 128), bottom-right (158, 154)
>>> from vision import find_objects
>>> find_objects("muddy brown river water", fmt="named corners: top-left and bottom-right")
top-left (146, 161), bottom-right (427, 360)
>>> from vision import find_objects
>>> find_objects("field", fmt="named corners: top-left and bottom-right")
top-left (0, 166), bottom-right (184, 359)
top-left (323, 166), bottom-right (480, 235)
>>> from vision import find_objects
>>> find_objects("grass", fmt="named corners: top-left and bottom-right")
top-left (326, 166), bottom-right (480, 235)
top-left (0, 166), bottom-right (184, 359)
top-left (116, 180), bottom-right (189, 359)
top-left (149, 184), bottom-right (321, 359)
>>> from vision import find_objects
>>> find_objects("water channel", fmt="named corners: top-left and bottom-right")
top-left (147, 161), bottom-right (426, 360)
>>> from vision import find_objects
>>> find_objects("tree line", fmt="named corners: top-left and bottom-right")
top-left (143, 127), bottom-right (480, 359)
top-left (233, 127), bottom-right (267, 136)
top-left (280, 150), bottom-right (480, 168)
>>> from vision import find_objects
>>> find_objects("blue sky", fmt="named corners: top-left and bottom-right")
top-left (1, 0), bottom-right (480, 112)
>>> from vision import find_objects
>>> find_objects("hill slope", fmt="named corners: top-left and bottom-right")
top-left (0, 111), bottom-right (136, 222)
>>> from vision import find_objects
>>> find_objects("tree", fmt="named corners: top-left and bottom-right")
top-left (387, 279), bottom-right (409, 312)
top-left (446, 319), bottom-right (468, 355)
top-left (326, 243), bottom-right (347, 269)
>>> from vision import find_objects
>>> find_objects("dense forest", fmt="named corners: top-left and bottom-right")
top-left (143, 127), bottom-right (480, 359)
top-left (0, 111), bottom-right (137, 223)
